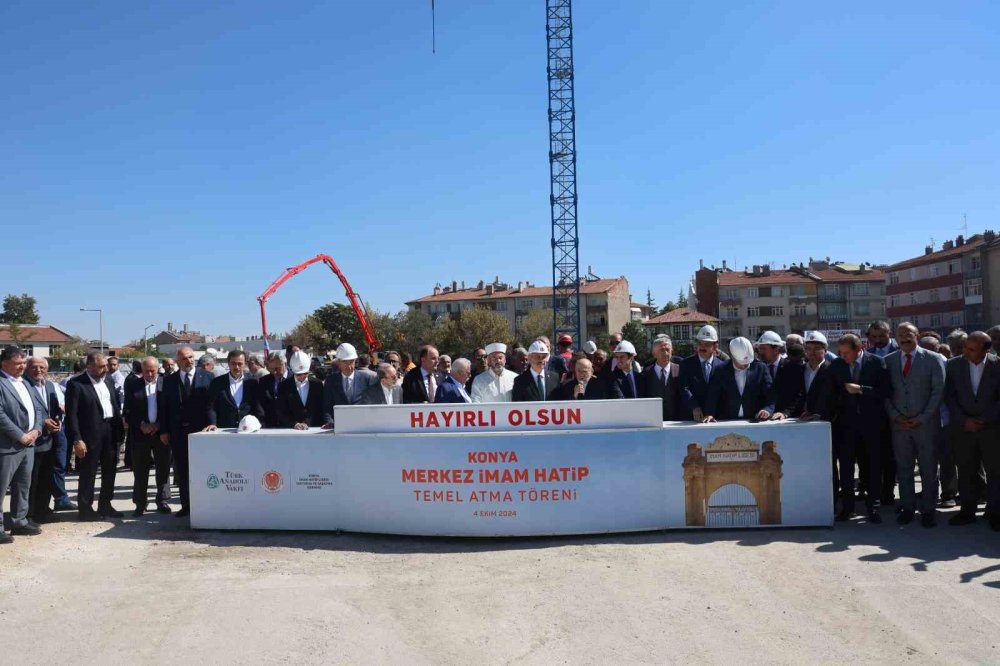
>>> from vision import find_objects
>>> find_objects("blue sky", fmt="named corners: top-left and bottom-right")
top-left (2, 1), bottom-right (998, 344)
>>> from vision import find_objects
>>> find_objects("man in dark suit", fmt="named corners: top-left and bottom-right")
top-left (678, 325), bottom-right (727, 421)
top-left (755, 330), bottom-right (785, 389)
top-left (121, 360), bottom-right (144, 470)
top-left (259, 352), bottom-right (286, 428)
top-left (800, 332), bottom-right (834, 422)
top-left (703, 337), bottom-right (777, 422)
top-left (606, 340), bottom-right (642, 400)
top-left (65, 352), bottom-right (124, 521)
top-left (277, 351), bottom-right (325, 428)
top-left (19, 357), bottom-right (65, 524)
top-left (361, 363), bottom-right (403, 405)
top-left (0, 346), bottom-right (47, 542)
top-left (772, 343), bottom-right (807, 419)
top-left (159, 346), bottom-right (214, 518)
top-left (513, 341), bottom-right (561, 402)
top-left (638, 335), bottom-right (681, 419)
top-left (945, 331), bottom-right (1000, 531)
top-left (123, 357), bottom-right (170, 516)
top-left (402, 344), bottom-right (441, 404)
top-left (555, 357), bottom-right (605, 400)
top-left (205, 350), bottom-right (264, 430)
top-left (323, 342), bottom-right (379, 426)
top-left (829, 333), bottom-right (891, 523)
top-left (435, 358), bottom-right (474, 403)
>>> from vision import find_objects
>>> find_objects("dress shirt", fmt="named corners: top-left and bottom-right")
top-left (455, 381), bottom-right (472, 403)
top-left (530, 368), bottom-right (547, 397)
top-left (90, 373), bottom-right (114, 419)
top-left (33, 381), bottom-right (48, 411)
top-left (969, 359), bottom-right (986, 396)
top-left (343, 372), bottom-right (356, 402)
top-left (734, 366), bottom-right (748, 418)
top-left (421, 369), bottom-right (434, 401)
top-left (2, 371), bottom-right (36, 430)
top-left (145, 380), bottom-right (158, 423)
top-left (655, 363), bottom-right (671, 385)
top-left (229, 373), bottom-right (244, 405)
top-left (382, 384), bottom-right (395, 405)
top-left (295, 377), bottom-right (310, 405)
top-left (804, 361), bottom-right (825, 393)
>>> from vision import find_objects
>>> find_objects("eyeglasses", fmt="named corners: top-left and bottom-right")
top-left (474, 355), bottom-right (487, 360)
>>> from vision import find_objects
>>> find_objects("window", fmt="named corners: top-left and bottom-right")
top-left (889, 295), bottom-right (898, 307)
top-left (521, 299), bottom-right (534, 309)
top-left (747, 326), bottom-right (760, 339)
top-left (966, 279), bottom-right (982, 296)
top-left (789, 284), bottom-right (808, 297)
top-left (949, 260), bottom-right (959, 274)
top-left (889, 272), bottom-right (899, 285)
top-left (875, 302), bottom-right (885, 315)
top-left (724, 306), bottom-right (739, 319)
top-left (929, 289), bottom-right (939, 302)
top-left (745, 287), bottom-right (758, 299)
top-left (910, 268), bottom-right (919, 281)
top-left (722, 288), bottom-right (739, 300)
top-left (850, 283), bottom-right (869, 297)
top-left (763, 306), bottom-right (784, 317)
top-left (746, 306), bottom-right (760, 318)
top-left (792, 304), bottom-right (808, 316)
top-left (950, 313), bottom-right (961, 325)
top-left (821, 303), bottom-right (846, 318)
top-left (971, 255), bottom-right (981, 271)
top-left (672, 324), bottom-right (691, 341)
top-left (823, 284), bottom-right (841, 298)
top-left (853, 302), bottom-right (870, 316)
top-left (949, 286), bottom-right (960, 300)
top-left (495, 300), bottom-right (508, 311)
top-left (909, 293), bottom-right (918, 305)
top-left (930, 314), bottom-right (942, 328)
top-left (930, 264), bottom-right (939, 277)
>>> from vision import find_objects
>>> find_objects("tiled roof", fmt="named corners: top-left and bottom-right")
top-left (811, 268), bottom-right (885, 283)
top-left (407, 278), bottom-right (625, 304)
top-left (887, 236), bottom-right (987, 271)
top-left (643, 307), bottom-right (719, 326)
top-left (718, 270), bottom-right (815, 286)
top-left (0, 325), bottom-right (74, 343)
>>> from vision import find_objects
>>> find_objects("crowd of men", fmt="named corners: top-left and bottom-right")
top-left (2, 320), bottom-right (998, 545)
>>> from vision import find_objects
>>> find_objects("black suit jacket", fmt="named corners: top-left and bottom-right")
top-left (705, 361), bottom-right (775, 421)
top-left (637, 362), bottom-right (681, 420)
top-left (678, 354), bottom-right (727, 420)
top-left (802, 362), bottom-right (834, 421)
top-left (553, 377), bottom-right (606, 401)
top-left (65, 373), bottom-right (124, 447)
top-left (512, 369), bottom-right (561, 402)
top-left (123, 377), bottom-right (163, 436)
top-left (276, 377), bottom-right (324, 428)
top-left (159, 368), bottom-right (215, 438)
top-left (207, 374), bottom-right (264, 429)
top-left (945, 355), bottom-right (1000, 430)
top-left (402, 366), bottom-right (432, 404)
top-left (606, 368), bottom-right (641, 400)
top-left (828, 352), bottom-right (890, 431)
top-left (259, 372), bottom-right (285, 428)
top-left (773, 359), bottom-right (806, 418)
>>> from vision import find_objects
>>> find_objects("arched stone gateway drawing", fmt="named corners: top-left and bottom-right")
top-left (682, 433), bottom-right (783, 527)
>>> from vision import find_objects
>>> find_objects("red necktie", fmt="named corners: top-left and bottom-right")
top-left (902, 353), bottom-right (912, 378)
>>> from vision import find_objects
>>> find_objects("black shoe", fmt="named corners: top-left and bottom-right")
top-left (0, 532), bottom-right (12, 545)
top-left (175, 507), bottom-right (190, 518)
top-left (881, 494), bottom-right (896, 506)
top-left (97, 505), bottom-right (124, 519)
top-left (939, 497), bottom-right (956, 509)
top-left (921, 513), bottom-right (936, 528)
top-left (895, 505), bottom-right (905, 515)
top-left (156, 504), bottom-right (172, 515)
top-left (33, 512), bottom-right (60, 524)
top-left (835, 509), bottom-right (854, 522)
top-left (867, 509), bottom-right (883, 524)
top-left (53, 500), bottom-right (78, 512)
top-left (132, 507), bottom-right (146, 518)
top-left (11, 524), bottom-right (42, 536)
top-left (948, 513), bottom-right (976, 526)
top-left (79, 507), bottom-right (101, 521)
top-left (897, 509), bottom-right (915, 525)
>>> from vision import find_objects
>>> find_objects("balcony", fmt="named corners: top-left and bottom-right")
top-left (819, 312), bottom-right (848, 322)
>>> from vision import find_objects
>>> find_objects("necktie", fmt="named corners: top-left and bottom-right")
top-left (536, 373), bottom-right (545, 399)
top-left (661, 366), bottom-right (669, 388)
top-left (183, 371), bottom-right (191, 394)
top-left (427, 373), bottom-right (436, 403)
top-left (851, 362), bottom-right (859, 383)
top-left (704, 361), bottom-right (712, 383)
top-left (627, 372), bottom-right (637, 398)
top-left (903, 353), bottom-right (912, 378)
top-left (769, 364), bottom-right (776, 381)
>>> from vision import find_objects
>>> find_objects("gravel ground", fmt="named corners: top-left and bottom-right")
top-left (2, 470), bottom-right (999, 665)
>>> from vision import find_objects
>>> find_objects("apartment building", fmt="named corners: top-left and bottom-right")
top-left (981, 231), bottom-right (1000, 327)
top-left (717, 266), bottom-right (817, 341)
top-left (809, 261), bottom-right (886, 333)
top-left (406, 275), bottom-right (633, 343)
top-left (885, 233), bottom-right (989, 335)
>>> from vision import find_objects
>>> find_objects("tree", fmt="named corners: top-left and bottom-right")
top-left (392, 309), bottom-right (437, 355)
top-left (645, 288), bottom-right (656, 311)
top-left (437, 307), bottom-right (510, 357)
top-left (286, 314), bottom-right (329, 354)
top-left (50, 335), bottom-right (90, 359)
top-left (516, 309), bottom-right (553, 346)
top-left (657, 301), bottom-right (676, 316)
top-left (676, 290), bottom-right (688, 309)
top-left (1, 293), bottom-right (40, 324)
top-left (2, 323), bottom-right (36, 347)
top-left (621, 320), bottom-right (648, 352)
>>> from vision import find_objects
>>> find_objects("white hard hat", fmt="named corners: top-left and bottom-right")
top-left (582, 341), bottom-right (598, 354)
top-left (614, 340), bottom-right (637, 356)
top-left (804, 330), bottom-right (828, 347)
top-left (237, 415), bottom-right (262, 434)
top-left (289, 350), bottom-right (311, 374)
top-left (695, 325), bottom-right (719, 342)
top-left (527, 340), bottom-right (550, 355)
top-left (485, 342), bottom-right (507, 355)
top-left (729, 337), bottom-right (755, 366)
top-left (756, 330), bottom-right (784, 347)
top-left (335, 343), bottom-right (358, 361)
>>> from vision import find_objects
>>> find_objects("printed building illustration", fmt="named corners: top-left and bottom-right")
top-left (682, 433), bottom-right (783, 527)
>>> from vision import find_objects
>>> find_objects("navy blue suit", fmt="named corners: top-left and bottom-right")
top-left (704, 361), bottom-right (775, 421)
top-left (678, 354), bottom-right (727, 420)
top-left (435, 375), bottom-right (472, 403)
top-left (606, 368), bottom-right (641, 399)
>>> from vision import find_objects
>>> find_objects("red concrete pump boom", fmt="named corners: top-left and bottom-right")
top-left (257, 254), bottom-right (382, 354)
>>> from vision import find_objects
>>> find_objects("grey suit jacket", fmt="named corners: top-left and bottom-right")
top-left (26, 379), bottom-right (59, 453)
top-left (0, 373), bottom-right (46, 451)
top-left (360, 382), bottom-right (402, 405)
top-left (944, 355), bottom-right (1000, 429)
top-left (884, 347), bottom-right (946, 428)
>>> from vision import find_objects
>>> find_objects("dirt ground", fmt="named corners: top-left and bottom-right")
top-left (2, 470), bottom-right (999, 665)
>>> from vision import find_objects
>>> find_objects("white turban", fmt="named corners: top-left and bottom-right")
top-left (485, 343), bottom-right (507, 355)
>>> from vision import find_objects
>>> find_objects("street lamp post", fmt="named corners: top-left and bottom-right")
top-left (80, 307), bottom-right (104, 355)
top-left (143, 323), bottom-right (155, 354)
